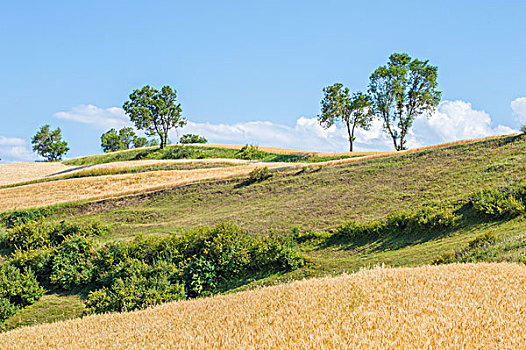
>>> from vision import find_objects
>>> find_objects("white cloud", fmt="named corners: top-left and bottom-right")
top-left (0, 136), bottom-right (40, 163)
top-left (408, 100), bottom-right (516, 148)
top-left (50, 100), bottom-right (518, 155)
top-left (54, 104), bottom-right (130, 130)
top-left (511, 97), bottom-right (526, 125)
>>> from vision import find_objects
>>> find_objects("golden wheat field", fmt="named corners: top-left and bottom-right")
top-left (1, 263), bottom-right (524, 349)
top-left (0, 162), bottom-right (296, 212)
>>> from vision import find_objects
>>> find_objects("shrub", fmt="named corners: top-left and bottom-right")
top-left (4, 221), bottom-right (55, 251)
top-left (0, 264), bottom-right (44, 322)
top-left (337, 207), bottom-right (458, 242)
top-left (85, 260), bottom-right (185, 314)
top-left (246, 167), bottom-right (273, 184)
top-left (9, 248), bottom-right (55, 284)
top-left (3, 221), bottom-right (108, 252)
top-left (470, 181), bottom-right (526, 219)
top-left (0, 208), bottom-right (52, 229)
top-left (179, 134), bottom-right (207, 144)
top-left (521, 125), bottom-right (526, 134)
top-left (237, 145), bottom-right (263, 160)
top-left (162, 146), bottom-right (195, 159)
top-left (0, 297), bottom-right (17, 323)
top-left (50, 236), bottom-right (96, 290)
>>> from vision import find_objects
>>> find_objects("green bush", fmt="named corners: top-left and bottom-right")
top-left (50, 236), bottom-right (96, 290)
top-left (3, 221), bottom-right (107, 252)
top-left (237, 145), bottom-right (263, 160)
top-left (521, 125), bottom-right (526, 134)
top-left (85, 260), bottom-right (185, 314)
top-left (0, 264), bottom-right (44, 322)
top-left (470, 181), bottom-right (526, 219)
top-left (3, 221), bottom-right (55, 251)
top-left (179, 134), bottom-right (207, 144)
top-left (0, 208), bottom-right (52, 229)
top-left (246, 167), bottom-right (273, 184)
top-left (9, 248), bottom-right (55, 284)
top-left (337, 207), bottom-right (458, 241)
top-left (0, 297), bottom-right (17, 323)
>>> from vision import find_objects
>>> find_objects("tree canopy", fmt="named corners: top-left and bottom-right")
top-left (123, 85), bottom-right (186, 149)
top-left (368, 53), bottom-right (441, 151)
top-left (31, 125), bottom-right (69, 161)
top-left (318, 84), bottom-right (373, 152)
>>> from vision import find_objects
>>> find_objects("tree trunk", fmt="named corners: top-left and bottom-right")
top-left (346, 122), bottom-right (353, 152)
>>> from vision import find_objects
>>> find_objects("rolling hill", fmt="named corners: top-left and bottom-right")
top-left (0, 135), bottom-right (525, 340)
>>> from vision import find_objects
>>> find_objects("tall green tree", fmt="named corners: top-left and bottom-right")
top-left (31, 125), bottom-right (69, 161)
top-left (368, 53), bottom-right (441, 151)
top-left (100, 128), bottom-right (122, 153)
top-left (318, 84), bottom-right (373, 152)
top-left (119, 127), bottom-right (136, 149)
top-left (123, 85), bottom-right (187, 149)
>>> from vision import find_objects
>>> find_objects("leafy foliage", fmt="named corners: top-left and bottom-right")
top-left (246, 167), bottom-right (273, 184)
top-left (237, 144), bottom-right (263, 160)
top-left (123, 85), bottom-right (186, 149)
top-left (180, 134), bottom-right (208, 144)
top-left (336, 207), bottom-right (458, 242)
top-left (319, 84), bottom-right (373, 151)
top-left (0, 264), bottom-right (44, 322)
top-left (470, 180), bottom-right (526, 219)
top-left (368, 53), bottom-right (441, 151)
top-left (100, 128), bottom-right (122, 153)
top-left (31, 125), bottom-right (69, 161)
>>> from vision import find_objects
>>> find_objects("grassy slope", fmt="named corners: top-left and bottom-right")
top-left (3, 263), bottom-right (525, 349)
top-left (63, 144), bottom-right (357, 166)
top-left (3, 134), bottom-right (526, 330)
top-left (56, 134), bottom-right (526, 237)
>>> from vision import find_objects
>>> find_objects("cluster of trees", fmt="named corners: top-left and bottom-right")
top-left (29, 53), bottom-right (441, 161)
top-left (319, 53), bottom-right (441, 151)
top-left (100, 127), bottom-right (149, 153)
top-left (30, 85), bottom-right (209, 161)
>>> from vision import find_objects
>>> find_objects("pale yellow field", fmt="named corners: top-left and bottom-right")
top-left (0, 162), bottom-right (71, 187)
top-left (2, 263), bottom-right (524, 349)
top-left (0, 163), bottom-right (295, 212)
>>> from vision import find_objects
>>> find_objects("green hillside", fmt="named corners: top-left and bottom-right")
top-left (1, 134), bottom-right (525, 331)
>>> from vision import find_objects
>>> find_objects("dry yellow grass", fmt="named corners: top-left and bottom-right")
top-left (0, 163), bottom-right (294, 212)
top-left (0, 162), bottom-right (71, 187)
top-left (2, 263), bottom-right (524, 349)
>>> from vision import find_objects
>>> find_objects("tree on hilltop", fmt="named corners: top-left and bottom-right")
top-left (123, 85), bottom-right (186, 149)
top-left (31, 125), bottom-right (69, 161)
top-left (368, 53), bottom-right (441, 151)
top-left (318, 83), bottom-right (373, 152)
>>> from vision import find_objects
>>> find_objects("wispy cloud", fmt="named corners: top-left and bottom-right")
top-left (0, 136), bottom-right (40, 163)
top-left (53, 104), bottom-right (131, 130)
top-left (511, 97), bottom-right (526, 125)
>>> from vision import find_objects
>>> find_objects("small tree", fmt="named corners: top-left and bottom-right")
top-left (133, 136), bottom-right (149, 148)
top-left (318, 84), bottom-right (373, 152)
top-left (100, 128), bottom-right (122, 153)
top-left (119, 127), bottom-right (136, 149)
top-left (368, 53), bottom-right (441, 151)
top-left (123, 85), bottom-right (187, 149)
top-left (180, 134), bottom-right (207, 144)
top-left (31, 125), bottom-right (69, 161)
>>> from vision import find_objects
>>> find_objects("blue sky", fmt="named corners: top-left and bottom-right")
top-left (1, 0), bottom-right (526, 162)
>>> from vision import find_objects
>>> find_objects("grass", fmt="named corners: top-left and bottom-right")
top-left (2, 134), bottom-right (526, 331)
top-left (48, 134), bottom-right (526, 238)
top-left (2, 293), bottom-right (85, 332)
top-left (63, 144), bottom-right (358, 166)
top-left (0, 160), bottom-right (244, 189)
top-left (2, 263), bottom-right (525, 349)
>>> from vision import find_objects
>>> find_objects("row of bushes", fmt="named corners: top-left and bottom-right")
top-left (470, 180), bottom-right (526, 219)
top-left (1, 221), bottom-right (303, 317)
top-left (334, 207), bottom-right (459, 242)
